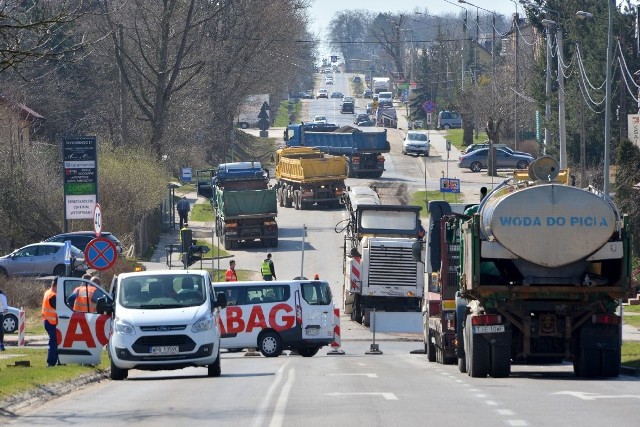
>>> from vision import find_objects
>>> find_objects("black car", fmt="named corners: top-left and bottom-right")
top-left (341, 101), bottom-right (355, 114)
top-left (363, 89), bottom-right (373, 98)
top-left (43, 231), bottom-right (124, 253)
top-left (354, 113), bottom-right (369, 124)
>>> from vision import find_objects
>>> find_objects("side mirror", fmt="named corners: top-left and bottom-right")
top-left (215, 292), bottom-right (228, 309)
top-left (412, 240), bottom-right (423, 263)
top-left (96, 296), bottom-right (114, 315)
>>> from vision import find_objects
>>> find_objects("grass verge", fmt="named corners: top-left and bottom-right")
top-left (622, 342), bottom-right (640, 368)
top-left (412, 190), bottom-right (466, 213)
top-left (445, 129), bottom-right (488, 150)
top-left (190, 203), bottom-right (214, 222)
top-left (274, 100), bottom-right (302, 127)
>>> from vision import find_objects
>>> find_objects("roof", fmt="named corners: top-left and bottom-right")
top-left (0, 95), bottom-right (45, 121)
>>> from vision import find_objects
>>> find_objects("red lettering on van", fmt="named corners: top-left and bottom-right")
top-left (63, 312), bottom-right (96, 348)
top-left (96, 314), bottom-right (110, 346)
top-left (246, 305), bottom-right (268, 332)
top-left (226, 306), bottom-right (245, 333)
top-left (270, 304), bottom-right (295, 331)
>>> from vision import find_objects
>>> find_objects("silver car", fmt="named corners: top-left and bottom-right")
top-left (0, 242), bottom-right (87, 277)
top-left (3, 306), bottom-right (20, 333)
top-left (458, 148), bottom-right (533, 172)
top-left (402, 131), bottom-right (430, 156)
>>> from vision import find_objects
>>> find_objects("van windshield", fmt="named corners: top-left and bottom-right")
top-left (301, 282), bottom-right (332, 305)
top-left (119, 275), bottom-right (206, 308)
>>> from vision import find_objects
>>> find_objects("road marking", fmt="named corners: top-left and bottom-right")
top-left (507, 420), bottom-right (528, 426)
top-left (497, 409), bottom-right (515, 416)
top-left (327, 373), bottom-right (378, 378)
top-left (553, 391), bottom-right (640, 401)
top-left (475, 394), bottom-right (487, 398)
top-left (485, 400), bottom-right (497, 406)
top-left (269, 367), bottom-right (295, 427)
top-left (251, 362), bottom-right (289, 427)
top-left (324, 392), bottom-right (399, 401)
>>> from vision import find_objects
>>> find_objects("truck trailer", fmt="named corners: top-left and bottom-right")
top-left (422, 157), bottom-right (631, 378)
top-left (340, 186), bottom-right (425, 326)
top-left (275, 147), bottom-right (347, 209)
top-left (284, 123), bottom-right (390, 178)
top-left (212, 162), bottom-right (278, 249)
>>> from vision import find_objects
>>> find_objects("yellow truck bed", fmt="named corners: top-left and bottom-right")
top-left (275, 147), bottom-right (347, 183)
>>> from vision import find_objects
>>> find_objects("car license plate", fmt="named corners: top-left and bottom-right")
top-left (473, 325), bottom-right (505, 334)
top-left (306, 327), bottom-right (319, 336)
top-left (150, 346), bottom-right (179, 355)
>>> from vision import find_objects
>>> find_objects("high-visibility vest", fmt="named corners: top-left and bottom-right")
top-left (225, 268), bottom-right (237, 282)
top-left (73, 286), bottom-right (97, 312)
top-left (261, 260), bottom-right (272, 276)
top-left (42, 288), bottom-right (58, 325)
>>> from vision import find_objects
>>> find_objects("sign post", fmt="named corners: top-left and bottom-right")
top-left (63, 136), bottom-right (98, 230)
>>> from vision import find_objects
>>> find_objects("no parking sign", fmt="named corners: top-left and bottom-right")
top-left (85, 237), bottom-right (118, 271)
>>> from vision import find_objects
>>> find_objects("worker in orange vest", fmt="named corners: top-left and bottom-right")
top-left (225, 260), bottom-right (238, 282)
top-left (69, 281), bottom-right (99, 313)
top-left (42, 279), bottom-right (59, 367)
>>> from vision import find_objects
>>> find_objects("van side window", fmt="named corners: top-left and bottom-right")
top-left (301, 282), bottom-right (332, 305)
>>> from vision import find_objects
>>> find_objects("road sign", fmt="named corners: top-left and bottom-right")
top-left (93, 203), bottom-right (102, 236)
top-left (440, 178), bottom-right (460, 194)
top-left (422, 100), bottom-right (436, 114)
top-left (85, 237), bottom-right (118, 271)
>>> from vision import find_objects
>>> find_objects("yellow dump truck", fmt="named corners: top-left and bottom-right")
top-left (275, 147), bottom-right (348, 209)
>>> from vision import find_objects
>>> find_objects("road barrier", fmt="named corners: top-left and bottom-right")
top-left (327, 306), bottom-right (345, 355)
top-left (18, 308), bottom-right (25, 347)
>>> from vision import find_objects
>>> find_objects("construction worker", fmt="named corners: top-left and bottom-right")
top-left (313, 273), bottom-right (320, 280)
top-left (42, 279), bottom-right (59, 367)
top-left (225, 260), bottom-right (238, 282)
top-left (69, 280), bottom-right (99, 313)
top-left (261, 253), bottom-right (276, 281)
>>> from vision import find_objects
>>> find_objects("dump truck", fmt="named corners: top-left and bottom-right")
top-left (283, 123), bottom-right (390, 178)
top-left (339, 186), bottom-right (425, 326)
top-left (195, 168), bottom-right (216, 198)
top-left (212, 162), bottom-right (278, 249)
top-left (274, 147), bottom-right (347, 209)
top-left (421, 157), bottom-right (631, 378)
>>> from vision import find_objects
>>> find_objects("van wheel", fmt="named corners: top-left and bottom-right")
top-left (298, 347), bottom-right (320, 357)
top-left (259, 331), bottom-right (283, 357)
top-left (208, 350), bottom-right (221, 377)
top-left (110, 358), bottom-right (128, 380)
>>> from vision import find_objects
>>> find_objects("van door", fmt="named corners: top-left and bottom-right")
top-left (56, 277), bottom-right (112, 365)
top-left (298, 281), bottom-right (334, 341)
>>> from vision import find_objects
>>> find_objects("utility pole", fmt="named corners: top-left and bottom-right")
top-left (514, 13), bottom-right (519, 150)
top-left (557, 25), bottom-right (566, 169)
top-left (544, 24), bottom-right (551, 156)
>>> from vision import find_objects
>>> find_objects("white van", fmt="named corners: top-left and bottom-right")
top-left (104, 270), bottom-right (227, 380)
top-left (377, 91), bottom-right (393, 102)
top-left (213, 280), bottom-right (334, 357)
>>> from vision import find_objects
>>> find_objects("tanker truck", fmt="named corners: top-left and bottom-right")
top-left (421, 157), bottom-right (631, 378)
top-left (339, 186), bottom-right (425, 326)
top-left (283, 123), bottom-right (390, 178)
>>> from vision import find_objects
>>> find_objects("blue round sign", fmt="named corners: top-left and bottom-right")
top-left (84, 237), bottom-right (118, 271)
top-left (423, 100), bottom-right (436, 114)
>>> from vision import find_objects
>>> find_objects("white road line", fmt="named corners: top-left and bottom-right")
top-left (507, 420), bottom-right (528, 426)
top-left (250, 362), bottom-right (289, 427)
top-left (327, 373), bottom-right (378, 378)
top-left (497, 409), bottom-right (515, 416)
top-left (324, 392), bottom-right (399, 400)
top-left (269, 367), bottom-right (296, 427)
top-left (485, 400), bottom-right (497, 406)
top-left (475, 394), bottom-right (487, 398)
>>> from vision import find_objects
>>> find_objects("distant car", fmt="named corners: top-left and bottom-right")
top-left (341, 101), bottom-right (355, 114)
top-left (302, 92), bottom-right (313, 99)
top-left (463, 142), bottom-right (528, 156)
top-left (44, 231), bottom-right (123, 254)
top-left (330, 91), bottom-right (343, 99)
top-left (354, 113), bottom-right (369, 124)
top-left (353, 76), bottom-right (362, 83)
top-left (325, 77), bottom-right (334, 85)
top-left (3, 306), bottom-right (20, 334)
top-left (316, 89), bottom-right (328, 99)
top-left (437, 110), bottom-right (463, 130)
top-left (313, 115), bottom-right (328, 123)
top-left (357, 120), bottom-right (375, 127)
top-left (366, 103), bottom-right (373, 114)
top-left (342, 96), bottom-right (355, 103)
top-left (458, 148), bottom-right (534, 172)
top-left (402, 131), bottom-right (430, 156)
top-left (0, 242), bottom-right (87, 277)
top-left (363, 89), bottom-right (373, 98)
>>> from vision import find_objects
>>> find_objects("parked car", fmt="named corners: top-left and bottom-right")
top-left (330, 91), bottom-right (343, 99)
top-left (354, 113), bottom-right (369, 125)
top-left (463, 142), bottom-right (528, 156)
top-left (437, 110), bottom-right (463, 130)
top-left (316, 89), bottom-right (328, 99)
top-left (0, 242), bottom-right (87, 277)
top-left (44, 231), bottom-right (123, 253)
top-left (3, 306), bottom-right (20, 334)
top-left (458, 148), bottom-right (534, 172)
top-left (402, 131), bottom-right (430, 156)
top-left (363, 89), bottom-right (373, 98)
top-left (313, 115), bottom-right (328, 123)
top-left (356, 119), bottom-right (375, 127)
top-left (341, 101), bottom-right (355, 114)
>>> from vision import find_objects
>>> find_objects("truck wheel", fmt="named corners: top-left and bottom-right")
top-left (270, 238), bottom-right (278, 248)
top-left (573, 348), bottom-right (600, 378)
top-left (490, 344), bottom-right (511, 378)
top-left (371, 171), bottom-right (384, 178)
top-left (278, 189), bottom-right (285, 207)
top-left (293, 191), bottom-right (300, 210)
top-left (223, 237), bottom-right (232, 251)
top-left (426, 330), bottom-right (436, 362)
top-left (208, 350), bottom-right (221, 377)
top-left (285, 190), bottom-right (293, 208)
top-left (599, 349), bottom-right (620, 377)
top-left (465, 316), bottom-right (490, 378)
top-left (458, 357), bottom-right (467, 373)
top-left (110, 358), bottom-right (128, 381)
top-left (258, 331), bottom-right (283, 357)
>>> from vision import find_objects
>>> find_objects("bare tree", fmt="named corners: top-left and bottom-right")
top-left (370, 13), bottom-right (406, 78)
